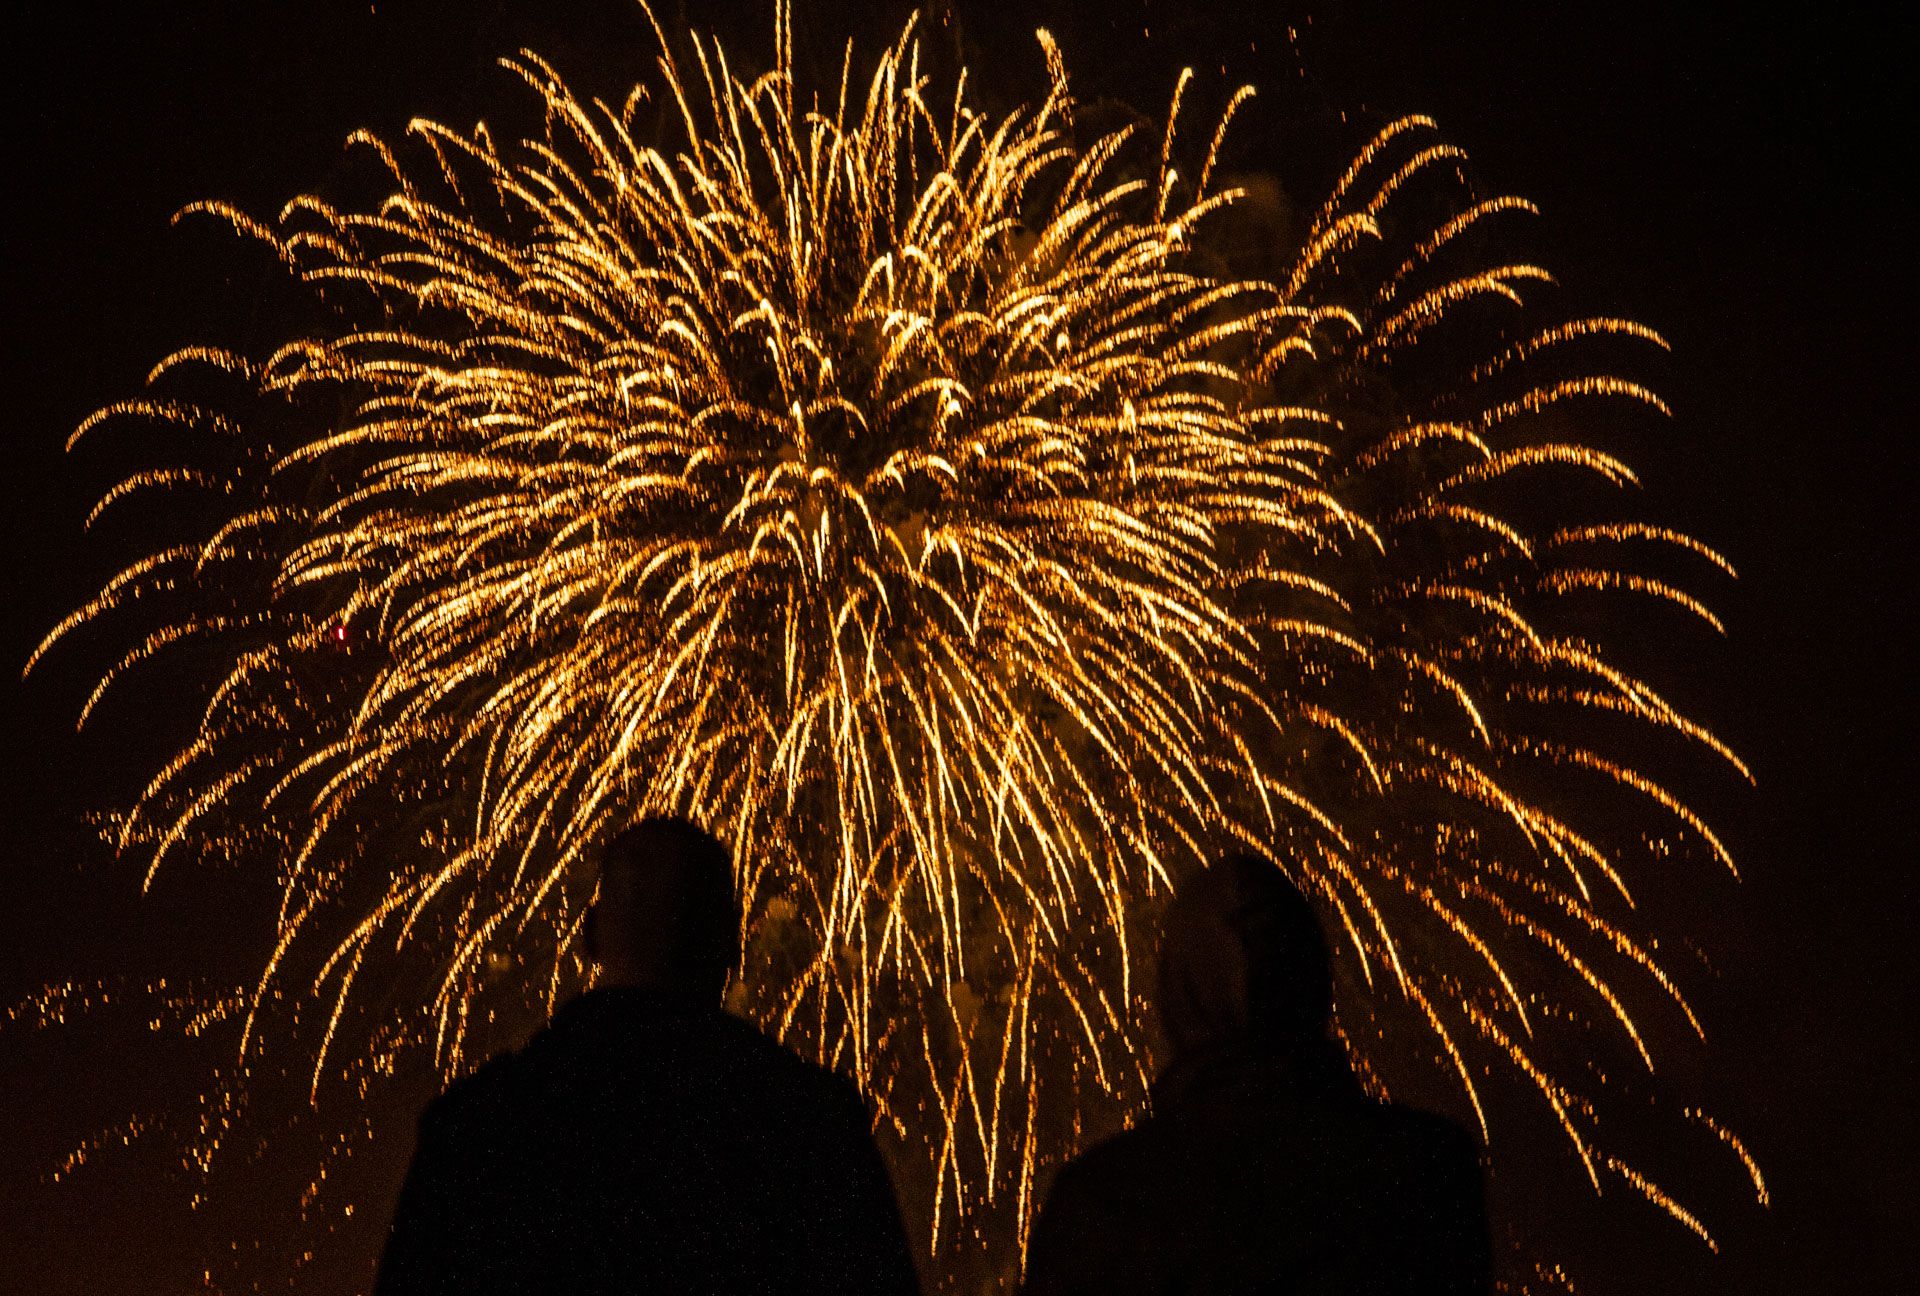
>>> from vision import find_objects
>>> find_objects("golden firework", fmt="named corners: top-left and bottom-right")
top-left (31, 4), bottom-right (1758, 1279)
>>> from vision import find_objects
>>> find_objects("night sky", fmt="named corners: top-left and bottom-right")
top-left (2, 2), bottom-right (1911, 1292)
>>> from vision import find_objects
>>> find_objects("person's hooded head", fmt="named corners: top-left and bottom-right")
top-left (586, 815), bottom-right (738, 999)
top-left (1155, 853), bottom-right (1333, 1060)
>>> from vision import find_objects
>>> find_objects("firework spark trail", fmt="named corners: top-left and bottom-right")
top-left (31, 4), bottom-right (1758, 1276)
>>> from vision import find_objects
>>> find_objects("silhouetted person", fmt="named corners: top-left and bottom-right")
top-left (376, 816), bottom-right (920, 1295)
top-left (1022, 854), bottom-right (1492, 1296)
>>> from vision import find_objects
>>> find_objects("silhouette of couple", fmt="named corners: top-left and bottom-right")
top-left (377, 817), bottom-right (1491, 1294)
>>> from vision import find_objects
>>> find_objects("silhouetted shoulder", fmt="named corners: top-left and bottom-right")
top-left (1018, 1118), bottom-right (1185, 1296)
top-left (376, 1046), bottom-right (538, 1296)
top-left (706, 1015), bottom-right (890, 1161)
top-left (709, 1010), bottom-right (849, 1091)
top-left (1370, 1098), bottom-right (1474, 1149)
top-left (1386, 1102), bottom-right (1480, 1167)
top-left (380, 994), bottom-right (918, 1296)
top-left (416, 1048), bottom-right (518, 1126)
top-left (1023, 1089), bottom-right (1490, 1296)
top-left (1032, 1119), bottom-right (1162, 1208)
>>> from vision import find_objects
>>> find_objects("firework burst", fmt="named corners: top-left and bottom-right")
top-left (31, 5), bottom-right (1759, 1281)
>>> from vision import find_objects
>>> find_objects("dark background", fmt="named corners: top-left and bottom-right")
top-left (2, 2), bottom-right (1911, 1292)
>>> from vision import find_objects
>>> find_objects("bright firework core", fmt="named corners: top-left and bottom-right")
top-left (32, 3), bottom-right (1761, 1281)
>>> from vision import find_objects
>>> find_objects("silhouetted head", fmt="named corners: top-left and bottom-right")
top-left (1156, 853), bottom-right (1333, 1057)
top-left (586, 815), bottom-right (738, 998)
